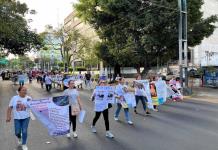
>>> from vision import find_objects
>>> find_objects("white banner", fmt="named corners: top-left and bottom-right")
top-left (135, 80), bottom-right (154, 110)
top-left (155, 80), bottom-right (167, 104)
top-left (28, 96), bottom-right (69, 136)
top-left (94, 86), bottom-right (115, 111)
top-left (123, 93), bottom-right (136, 108)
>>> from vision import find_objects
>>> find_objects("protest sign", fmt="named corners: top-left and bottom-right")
top-left (94, 86), bottom-right (115, 111)
top-left (123, 93), bottom-right (136, 108)
top-left (155, 80), bottom-right (167, 104)
top-left (28, 96), bottom-right (69, 136)
top-left (134, 80), bottom-right (154, 110)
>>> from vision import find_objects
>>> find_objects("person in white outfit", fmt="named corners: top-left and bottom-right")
top-left (90, 80), bottom-right (114, 138)
top-left (6, 86), bottom-right (32, 150)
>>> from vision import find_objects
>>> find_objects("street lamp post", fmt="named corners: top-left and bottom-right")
top-left (178, 0), bottom-right (188, 88)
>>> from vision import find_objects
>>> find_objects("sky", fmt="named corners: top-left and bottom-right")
top-left (19, 0), bottom-right (78, 33)
top-left (19, 0), bottom-right (218, 36)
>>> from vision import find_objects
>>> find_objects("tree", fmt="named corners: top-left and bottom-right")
top-left (74, 0), bottom-right (217, 76)
top-left (0, 0), bottom-right (42, 55)
top-left (9, 55), bottom-right (34, 70)
top-left (41, 25), bottom-right (95, 72)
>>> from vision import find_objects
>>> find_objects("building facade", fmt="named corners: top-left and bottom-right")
top-left (63, 10), bottom-right (99, 70)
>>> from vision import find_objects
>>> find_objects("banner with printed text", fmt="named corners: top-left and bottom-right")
top-left (28, 96), bottom-right (69, 136)
top-left (135, 80), bottom-right (154, 110)
top-left (94, 86), bottom-right (115, 111)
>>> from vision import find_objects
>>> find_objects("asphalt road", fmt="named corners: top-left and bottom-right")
top-left (0, 80), bottom-right (218, 150)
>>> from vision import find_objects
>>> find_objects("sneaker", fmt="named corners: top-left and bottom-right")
top-left (134, 109), bottom-right (138, 114)
top-left (73, 132), bottom-right (78, 138)
top-left (127, 121), bottom-right (133, 125)
top-left (146, 111), bottom-right (151, 115)
top-left (114, 117), bottom-right (119, 121)
top-left (22, 145), bottom-right (28, 150)
top-left (91, 125), bottom-right (97, 133)
top-left (153, 109), bottom-right (158, 112)
top-left (106, 131), bottom-right (114, 138)
top-left (17, 138), bottom-right (22, 145)
top-left (66, 133), bottom-right (71, 138)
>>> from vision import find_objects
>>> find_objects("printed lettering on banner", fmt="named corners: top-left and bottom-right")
top-left (27, 96), bottom-right (70, 136)
top-left (123, 93), bottom-right (136, 108)
top-left (94, 86), bottom-right (115, 111)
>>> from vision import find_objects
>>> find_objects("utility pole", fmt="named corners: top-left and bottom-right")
top-left (178, 0), bottom-right (188, 88)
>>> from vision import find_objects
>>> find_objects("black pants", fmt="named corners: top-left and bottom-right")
top-left (69, 106), bottom-right (77, 131)
top-left (92, 109), bottom-right (109, 131)
top-left (46, 84), bottom-right (52, 92)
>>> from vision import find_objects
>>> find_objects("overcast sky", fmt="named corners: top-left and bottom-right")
top-left (20, 0), bottom-right (77, 33)
top-left (18, 0), bottom-right (218, 44)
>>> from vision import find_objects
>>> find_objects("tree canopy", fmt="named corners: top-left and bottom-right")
top-left (74, 0), bottom-right (218, 74)
top-left (40, 25), bottom-right (97, 72)
top-left (0, 0), bottom-right (42, 55)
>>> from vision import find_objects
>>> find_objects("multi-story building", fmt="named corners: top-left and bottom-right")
top-left (193, 0), bottom-right (218, 67)
top-left (64, 11), bottom-right (98, 39)
top-left (64, 10), bottom-right (99, 70)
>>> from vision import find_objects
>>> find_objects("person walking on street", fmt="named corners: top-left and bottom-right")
top-left (38, 72), bottom-right (44, 88)
top-left (134, 74), bottom-right (151, 115)
top-left (6, 86), bottom-right (32, 150)
top-left (114, 77), bottom-right (133, 125)
top-left (90, 80), bottom-right (114, 138)
top-left (63, 80), bottom-right (83, 138)
top-left (85, 71), bottom-right (92, 89)
top-left (18, 71), bottom-right (26, 87)
top-left (45, 73), bottom-right (52, 92)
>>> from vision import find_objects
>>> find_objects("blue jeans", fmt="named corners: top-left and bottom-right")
top-left (135, 96), bottom-right (147, 111)
top-left (14, 117), bottom-right (30, 145)
top-left (115, 103), bottom-right (131, 121)
top-left (19, 80), bottom-right (24, 86)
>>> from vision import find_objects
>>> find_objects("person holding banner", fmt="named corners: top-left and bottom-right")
top-left (114, 77), bottom-right (133, 125)
top-left (134, 74), bottom-right (151, 115)
top-left (63, 80), bottom-right (82, 138)
top-left (6, 86), bottom-right (31, 150)
top-left (91, 80), bottom-right (114, 138)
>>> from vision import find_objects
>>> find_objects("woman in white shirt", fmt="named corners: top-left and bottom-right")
top-left (63, 80), bottom-right (82, 138)
top-left (90, 80), bottom-right (114, 138)
top-left (6, 86), bottom-right (31, 150)
top-left (134, 74), bottom-right (151, 115)
top-left (114, 77), bottom-right (133, 124)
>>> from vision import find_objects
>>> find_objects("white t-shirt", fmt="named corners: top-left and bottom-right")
top-left (135, 87), bottom-right (145, 96)
top-left (9, 95), bottom-right (32, 119)
top-left (92, 89), bottom-right (108, 112)
top-left (115, 84), bottom-right (125, 103)
top-left (18, 74), bottom-right (25, 81)
top-left (45, 76), bottom-right (52, 85)
top-left (63, 89), bottom-right (79, 105)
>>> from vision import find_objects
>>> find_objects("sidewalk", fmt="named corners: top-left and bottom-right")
top-left (187, 87), bottom-right (218, 104)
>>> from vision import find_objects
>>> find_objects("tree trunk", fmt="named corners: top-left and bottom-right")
top-left (135, 64), bottom-right (141, 74)
top-left (142, 55), bottom-right (150, 77)
top-left (113, 63), bottom-right (121, 81)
